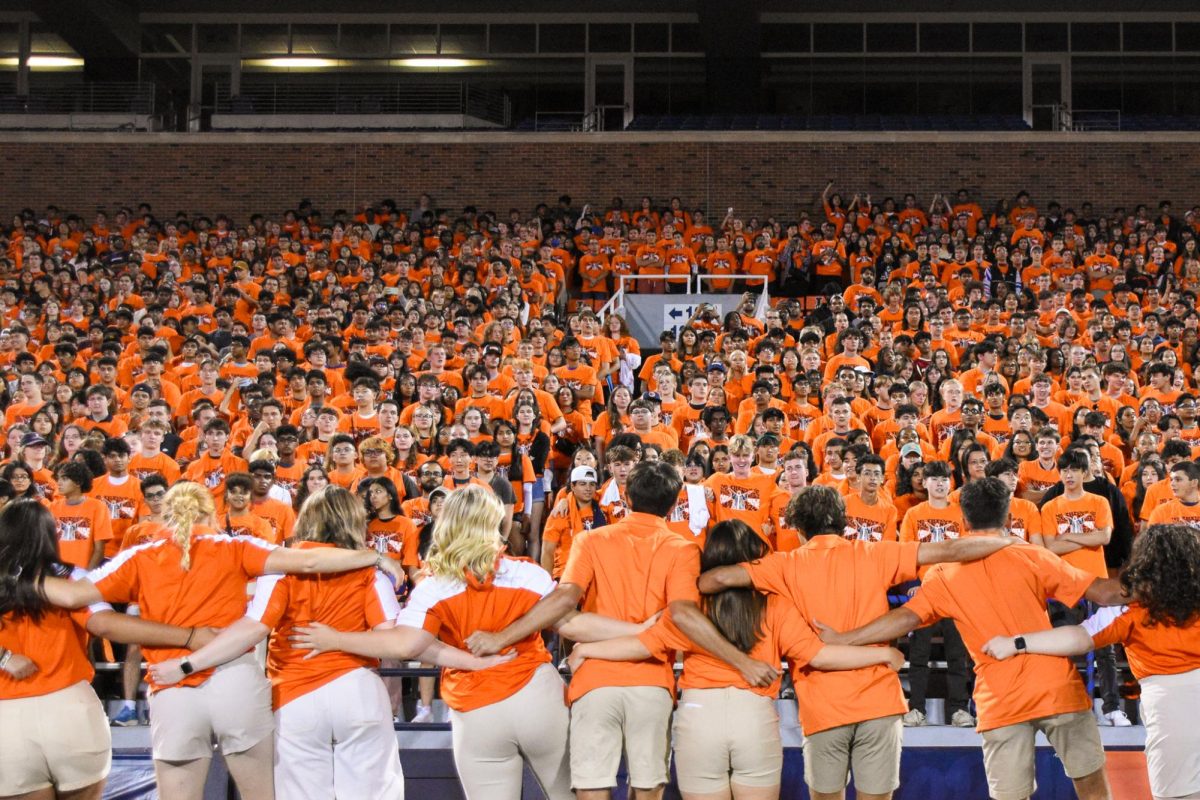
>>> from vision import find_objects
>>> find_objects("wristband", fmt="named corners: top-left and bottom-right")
top-left (184, 627), bottom-right (195, 649)
top-left (0, 649), bottom-right (13, 671)
top-left (1014, 636), bottom-right (1027, 653)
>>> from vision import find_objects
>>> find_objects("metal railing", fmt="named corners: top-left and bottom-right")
top-left (217, 82), bottom-right (510, 126)
top-left (1067, 108), bottom-right (1122, 131)
top-left (0, 82), bottom-right (155, 115)
top-left (531, 110), bottom-right (586, 131)
top-left (597, 273), bottom-right (770, 323)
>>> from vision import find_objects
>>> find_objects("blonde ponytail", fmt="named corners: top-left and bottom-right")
top-left (163, 482), bottom-right (215, 571)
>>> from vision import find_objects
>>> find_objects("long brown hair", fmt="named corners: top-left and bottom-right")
top-left (701, 520), bottom-right (767, 653)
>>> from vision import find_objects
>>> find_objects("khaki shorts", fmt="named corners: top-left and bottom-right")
top-left (0, 680), bottom-right (111, 795)
top-left (673, 687), bottom-right (782, 794)
top-left (981, 710), bottom-right (1106, 800)
top-left (148, 652), bottom-right (275, 762)
top-left (570, 685), bottom-right (674, 791)
top-left (803, 714), bottom-right (902, 796)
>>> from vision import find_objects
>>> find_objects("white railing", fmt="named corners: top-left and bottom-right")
top-left (597, 273), bottom-right (770, 323)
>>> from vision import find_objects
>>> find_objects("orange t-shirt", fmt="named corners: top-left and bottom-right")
top-left (246, 543), bottom-right (400, 708)
top-left (89, 527), bottom-right (276, 690)
top-left (1007, 497), bottom-right (1044, 542)
top-left (900, 500), bottom-right (965, 578)
top-left (843, 494), bottom-right (899, 543)
top-left (0, 569), bottom-right (110, 700)
top-left (744, 536), bottom-right (919, 734)
top-left (366, 515), bottom-right (420, 569)
top-left (89, 474), bottom-right (145, 557)
top-left (396, 556), bottom-right (555, 712)
top-left (1017, 459), bottom-right (1060, 495)
top-left (704, 473), bottom-right (777, 541)
top-left (1040, 492), bottom-right (1113, 579)
top-left (50, 497), bottom-right (114, 568)
top-left (1083, 604), bottom-right (1200, 681)
top-left (1146, 498), bottom-right (1200, 528)
top-left (905, 544), bottom-right (1097, 731)
top-left (561, 512), bottom-right (701, 703)
top-left (637, 596), bottom-right (823, 697)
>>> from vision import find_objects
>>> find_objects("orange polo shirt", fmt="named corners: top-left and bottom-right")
top-left (637, 596), bottom-right (823, 698)
top-left (1083, 604), bottom-right (1200, 681)
top-left (246, 543), bottom-right (400, 709)
top-left (743, 536), bottom-right (919, 734)
top-left (397, 556), bottom-right (555, 713)
top-left (905, 543), bottom-right (1096, 731)
top-left (561, 512), bottom-right (701, 703)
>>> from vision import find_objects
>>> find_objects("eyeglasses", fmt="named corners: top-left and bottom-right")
top-left (143, 491), bottom-right (166, 500)
top-left (361, 448), bottom-right (385, 457)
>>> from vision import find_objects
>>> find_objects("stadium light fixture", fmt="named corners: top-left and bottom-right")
top-left (0, 56), bottom-right (85, 69)
top-left (246, 57), bottom-right (339, 69)
top-left (392, 58), bottom-right (481, 69)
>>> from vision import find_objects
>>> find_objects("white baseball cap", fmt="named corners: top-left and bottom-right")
top-left (570, 466), bottom-right (598, 484)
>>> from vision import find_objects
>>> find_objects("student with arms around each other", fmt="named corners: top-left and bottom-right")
top-left (464, 460), bottom-right (779, 800)
top-left (983, 523), bottom-right (1200, 800)
top-left (817, 477), bottom-right (1129, 800)
top-left (568, 518), bottom-right (907, 800)
top-left (697, 484), bottom-right (1016, 800)
top-left (291, 485), bottom-right (654, 800)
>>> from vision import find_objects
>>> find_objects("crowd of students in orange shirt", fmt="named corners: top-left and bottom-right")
top-left (0, 186), bottom-right (1198, 799)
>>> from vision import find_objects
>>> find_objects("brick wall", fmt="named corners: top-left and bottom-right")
top-left (3, 133), bottom-right (1199, 222)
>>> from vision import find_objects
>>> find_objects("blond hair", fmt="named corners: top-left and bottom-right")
top-left (728, 434), bottom-right (756, 455)
top-left (294, 485), bottom-right (367, 550)
top-left (163, 481), bottom-right (215, 570)
top-left (425, 485), bottom-right (505, 582)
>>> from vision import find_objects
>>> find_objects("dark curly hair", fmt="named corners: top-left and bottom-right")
top-left (1120, 524), bottom-right (1200, 628)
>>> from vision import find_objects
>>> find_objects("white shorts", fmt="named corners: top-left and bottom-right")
top-left (274, 668), bottom-right (403, 800)
top-left (1141, 669), bottom-right (1200, 800)
top-left (148, 652), bottom-right (274, 762)
top-left (0, 681), bottom-right (111, 795)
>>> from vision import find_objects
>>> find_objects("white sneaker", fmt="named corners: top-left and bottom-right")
top-left (1102, 709), bottom-right (1132, 727)
top-left (411, 704), bottom-right (434, 723)
top-left (902, 709), bottom-right (927, 727)
top-left (950, 709), bottom-right (976, 728)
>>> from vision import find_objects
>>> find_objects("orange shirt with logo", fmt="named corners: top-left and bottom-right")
top-left (366, 515), bottom-right (420, 568)
top-left (1040, 492), bottom-right (1112, 579)
top-left (843, 494), bottom-right (899, 543)
top-left (49, 497), bottom-right (114, 568)
top-left (704, 473), bottom-right (777, 541)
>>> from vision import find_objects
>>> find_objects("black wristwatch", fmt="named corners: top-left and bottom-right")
top-left (180, 658), bottom-right (195, 676)
top-left (1014, 636), bottom-right (1027, 653)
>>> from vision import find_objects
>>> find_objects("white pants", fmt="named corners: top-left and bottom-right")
top-left (274, 668), bottom-right (404, 800)
top-left (449, 663), bottom-right (572, 800)
top-left (1141, 669), bottom-right (1200, 800)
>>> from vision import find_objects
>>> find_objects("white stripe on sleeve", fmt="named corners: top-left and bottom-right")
top-left (1080, 605), bottom-right (1130, 638)
top-left (245, 573), bottom-right (286, 621)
